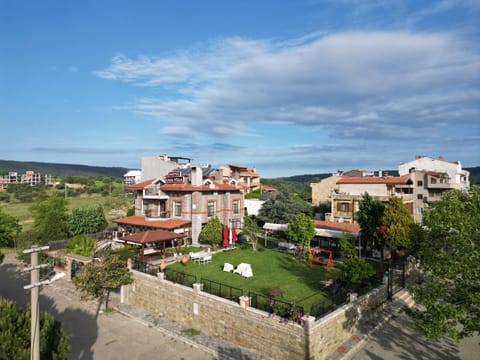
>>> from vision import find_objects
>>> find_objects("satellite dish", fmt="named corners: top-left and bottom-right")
top-left (339, 217), bottom-right (344, 223)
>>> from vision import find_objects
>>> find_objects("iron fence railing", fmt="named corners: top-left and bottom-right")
top-left (201, 278), bottom-right (243, 302)
top-left (164, 268), bottom-right (197, 287)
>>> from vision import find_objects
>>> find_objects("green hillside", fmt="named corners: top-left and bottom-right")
top-left (0, 160), bottom-right (129, 178)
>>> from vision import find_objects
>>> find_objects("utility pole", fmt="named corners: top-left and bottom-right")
top-left (23, 245), bottom-right (49, 360)
top-left (23, 245), bottom-right (65, 360)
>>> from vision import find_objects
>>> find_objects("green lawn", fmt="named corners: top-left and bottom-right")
top-left (168, 245), bottom-right (341, 311)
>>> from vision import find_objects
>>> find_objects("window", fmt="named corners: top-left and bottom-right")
top-left (430, 177), bottom-right (437, 184)
top-left (337, 202), bottom-right (350, 212)
top-left (174, 201), bottom-right (182, 216)
top-left (233, 200), bottom-right (240, 214)
top-left (207, 201), bottom-right (215, 217)
top-left (417, 180), bottom-right (423, 186)
top-left (417, 194), bottom-right (423, 200)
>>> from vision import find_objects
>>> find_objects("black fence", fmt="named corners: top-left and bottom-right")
top-left (165, 268), bottom-right (197, 287)
top-left (309, 288), bottom-right (349, 319)
top-left (201, 278), bottom-right (243, 302)
top-left (248, 291), bottom-right (305, 324)
top-left (132, 259), bottom-right (159, 276)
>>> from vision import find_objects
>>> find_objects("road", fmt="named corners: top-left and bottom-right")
top-left (0, 252), bottom-right (215, 360)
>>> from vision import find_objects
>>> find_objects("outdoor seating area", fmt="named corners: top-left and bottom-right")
top-left (278, 241), bottom-right (297, 252)
top-left (189, 251), bottom-right (212, 264)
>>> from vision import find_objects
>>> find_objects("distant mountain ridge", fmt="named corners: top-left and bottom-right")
top-left (0, 160), bottom-right (129, 178)
top-left (1, 159), bottom-right (478, 185)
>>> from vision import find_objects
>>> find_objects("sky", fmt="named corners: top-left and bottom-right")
top-left (1, 0), bottom-right (479, 178)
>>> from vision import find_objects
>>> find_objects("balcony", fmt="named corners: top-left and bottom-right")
top-left (144, 210), bottom-right (171, 220)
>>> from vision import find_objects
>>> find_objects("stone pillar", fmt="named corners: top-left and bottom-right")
top-left (120, 284), bottom-right (129, 304)
top-left (127, 258), bottom-right (132, 270)
top-left (239, 295), bottom-right (249, 309)
top-left (157, 272), bottom-right (165, 280)
top-left (65, 257), bottom-right (72, 281)
top-left (350, 292), bottom-right (358, 302)
top-left (193, 282), bottom-right (203, 294)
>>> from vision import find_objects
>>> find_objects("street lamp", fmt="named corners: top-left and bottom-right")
top-left (23, 245), bottom-right (65, 360)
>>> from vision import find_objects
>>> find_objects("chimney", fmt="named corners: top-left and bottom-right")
top-left (190, 166), bottom-right (203, 186)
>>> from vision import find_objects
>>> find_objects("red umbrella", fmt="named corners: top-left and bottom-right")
top-left (223, 226), bottom-right (228, 247)
top-left (232, 227), bottom-right (237, 242)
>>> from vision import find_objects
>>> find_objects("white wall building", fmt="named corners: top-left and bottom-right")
top-left (399, 155), bottom-right (470, 192)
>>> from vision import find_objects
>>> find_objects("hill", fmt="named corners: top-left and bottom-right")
top-left (0, 160), bottom-right (129, 178)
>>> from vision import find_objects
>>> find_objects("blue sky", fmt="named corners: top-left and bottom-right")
top-left (1, 0), bottom-right (479, 178)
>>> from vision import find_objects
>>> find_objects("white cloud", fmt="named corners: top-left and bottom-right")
top-left (96, 30), bottom-right (479, 174)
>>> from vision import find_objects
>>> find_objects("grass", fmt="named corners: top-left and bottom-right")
top-left (168, 245), bottom-right (341, 311)
top-left (1, 193), bottom-right (133, 231)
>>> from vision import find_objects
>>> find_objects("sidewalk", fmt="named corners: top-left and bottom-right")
top-left (327, 290), bottom-right (413, 360)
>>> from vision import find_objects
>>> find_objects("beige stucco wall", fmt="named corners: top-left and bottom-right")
top-left (311, 175), bottom-right (340, 206)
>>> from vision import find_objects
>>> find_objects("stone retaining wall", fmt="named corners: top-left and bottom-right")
top-left (123, 271), bottom-right (389, 359)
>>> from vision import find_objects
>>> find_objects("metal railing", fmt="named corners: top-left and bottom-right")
top-left (164, 268), bottom-right (197, 287)
top-left (201, 278), bottom-right (243, 301)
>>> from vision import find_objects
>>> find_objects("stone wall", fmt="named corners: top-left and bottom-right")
top-left (125, 271), bottom-right (306, 359)
top-left (307, 286), bottom-right (388, 359)
top-left (124, 271), bottom-right (389, 360)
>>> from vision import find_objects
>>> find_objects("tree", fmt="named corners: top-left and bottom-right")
top-left (0, 207), bottom-right (22, 248)
top-left (242, 215), bottom-right (260, 251)
top-left (408, 186), bottom-right (480, 341)
top-left (0, 296), bottom-right (70, 359)
top-left (356, 193), bottom-right (385, 255)
top-left (258, 186), bottom-right (308, 224)
top-left (73, 249), bottom-right (132, 310)
top-left (68, 205), bottom-right (107, 236)
top-left (338, 257), bottom-right (375, 291)
top-left (65, 235), bottom-right (96, 257)
top-left (287, 213), bottom-right (315, 249)
top-left (30, 197), bottom-right (70, 244)
top-left (199, 216), bottom-right (223, 246)
top-left (379, 196), bottom-right (414, 258)
top-left (339, 232), bottom-right (356, 258)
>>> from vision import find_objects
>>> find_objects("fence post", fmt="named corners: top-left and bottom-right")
top-left (193, 282), bottom-right (203, 294)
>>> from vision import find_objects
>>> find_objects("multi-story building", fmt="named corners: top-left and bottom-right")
top-left (328, 176), bottom-right (414, 224)
top-left (140, 154), bottom-right (193, 181)
top-left (213, 164), bottom-right (260, 193)
top-left (123, 170), bottom-right (142, 185)
top-left (115, 164), bottom-right (244, 246)
top-left (0, 171), bottom-right (52, 190)
top-left (400, 156), bottom-right (470, 222)
top-left (399, 155), bottom-right (470, 192)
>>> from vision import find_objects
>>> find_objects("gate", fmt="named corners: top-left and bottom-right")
top-left (387, 259), bottom-right (405, 299)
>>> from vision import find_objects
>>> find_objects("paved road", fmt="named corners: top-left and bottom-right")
top-left (0, 253), bottom-right (215, 360)
top-left (352, 310), bottom-right (480, 360)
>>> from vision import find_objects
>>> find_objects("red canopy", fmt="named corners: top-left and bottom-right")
top-left (223, 226), bottom-right (229, 247)
top-left (232, 227), bottom-right (237, 242)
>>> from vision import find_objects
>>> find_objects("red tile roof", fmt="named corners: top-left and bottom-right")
top-left (127, 179), bottom-right (155, 190)
top-left (113, 216), bottom-right (191, 230)
top-left (337, 176), bottom-right (410, 185)
top-left (314, 220), bottom-right (360, 233)
top-left (118, 230), bottom-right (185, 245)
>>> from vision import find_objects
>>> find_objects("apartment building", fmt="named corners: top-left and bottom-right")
top-left (0, 171), bottom-right (52, 190)
top-left (123, 170), bottom-right (142, 185)
top-left (213, 164), bottom-right (260, 193)
top-left (328, 176), bottom-right (414, 224)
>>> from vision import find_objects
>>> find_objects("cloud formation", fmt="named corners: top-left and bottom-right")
top-left (95, 30), bottom-right (480, 174)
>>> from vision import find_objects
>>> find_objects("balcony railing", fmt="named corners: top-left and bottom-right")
top-left (144, 210), bottom-right (170, 219)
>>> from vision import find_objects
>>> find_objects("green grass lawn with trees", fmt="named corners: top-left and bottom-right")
top-left (168, 245), bottom-right (341, 312)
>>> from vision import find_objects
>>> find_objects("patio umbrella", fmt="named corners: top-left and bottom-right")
top-left (232, 227), bottom-right (237, 242)
top-left (223, 226), bottom-right (228, 247)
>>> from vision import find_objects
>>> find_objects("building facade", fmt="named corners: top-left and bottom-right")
top-left (213, 164), bottom-right (260, 193)
top-left (116, 164), bottom-right (244, 246)
top-left (0, 171), bottom-right (52, 190)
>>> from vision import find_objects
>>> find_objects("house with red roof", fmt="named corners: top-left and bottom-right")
top-left (115, 164), bottom-right (243, 246)
top-left (213, 164), bottom-right (261, 193)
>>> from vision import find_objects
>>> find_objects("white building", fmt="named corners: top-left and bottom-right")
top-left (399, 155), bottom-right (470, 192)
